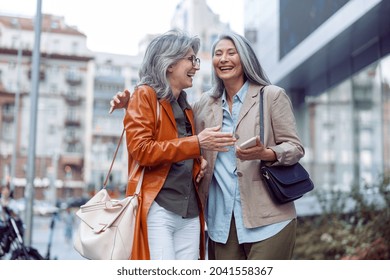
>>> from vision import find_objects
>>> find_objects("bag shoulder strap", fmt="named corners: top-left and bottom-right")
top-left (259, 86), bottom-right (267, 168)
top-left (104, 98), bottom-right (160, 189)
top-left (103, 129), bottom-right (125, 188)
top-left (259, 86), bottom-right (265, 143)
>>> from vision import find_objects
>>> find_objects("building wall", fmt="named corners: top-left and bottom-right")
top-left (248, 0), bottom-right (383, 85)
top-left (244, 0), bottom-right (390, 193)
top-left (172, 0), bottom-right (231, 103)
top-left (85, 52), bottom-right (141, 193)
top-left (0, 14), bottom-right (93, 199)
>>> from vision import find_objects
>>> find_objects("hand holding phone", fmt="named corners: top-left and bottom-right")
top-left (239, 136), bottom-right (257, 149)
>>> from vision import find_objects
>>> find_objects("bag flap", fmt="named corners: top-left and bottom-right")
top-left (262, 162), bottom-right (310, 185)
top-left (276, 177), bottom-right (314, 197)
top-left (76, 189), bottom-right (135, 232)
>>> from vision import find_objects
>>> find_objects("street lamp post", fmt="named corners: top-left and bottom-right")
top-left (24, 0), bottom-right (42, 247)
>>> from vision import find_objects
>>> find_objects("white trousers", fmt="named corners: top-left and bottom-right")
top-left (147, 201), bottom-right (200, 260)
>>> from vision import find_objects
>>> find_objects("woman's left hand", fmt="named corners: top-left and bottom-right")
top-left (236, 136), bottom-right (276, 161)
top-left (196, 157), bottom-right (208, 183)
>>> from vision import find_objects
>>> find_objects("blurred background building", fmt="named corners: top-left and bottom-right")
top-left (0, 0), bottom-right (231, 202)
top-left (0, 13), bottom-right (94, 200)
top-left (245, 0), bottom-right (390, 195)
top-left (0, 0), bottom-right (389, 205)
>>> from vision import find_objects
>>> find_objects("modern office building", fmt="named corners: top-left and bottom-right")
top-left (245, 0), bottom-right (390, 192)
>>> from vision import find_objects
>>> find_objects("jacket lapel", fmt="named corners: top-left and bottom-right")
top-left (211, 98), bottom-right (223, 127)
top-left (236, 83), bottom-right (260, 128)
top-left (160, 99), bottom-right (177, 130)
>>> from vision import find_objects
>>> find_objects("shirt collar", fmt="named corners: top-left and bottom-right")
top-left (222, 81), bottom-right (249, 105)
top-left (176, 91), bottom-right (191, 110)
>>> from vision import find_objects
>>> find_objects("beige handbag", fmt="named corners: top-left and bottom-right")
top-left (73, 129), bottom-right (144, 260)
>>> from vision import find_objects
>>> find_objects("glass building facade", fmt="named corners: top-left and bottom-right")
top-left (302, 55), bottom-right (390, 191)
top-left (246, 0), bottom-right (390, 195)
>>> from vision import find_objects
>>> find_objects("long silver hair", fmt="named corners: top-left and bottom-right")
top-left (137, 30), bottom-right (200, 101)
top-left (210, 32), bottom-right (271, 98)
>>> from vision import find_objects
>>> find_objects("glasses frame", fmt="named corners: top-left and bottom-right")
top-left (186, 55), bottom-right (201, 67)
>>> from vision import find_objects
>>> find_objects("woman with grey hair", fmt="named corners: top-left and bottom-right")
top-left (110, 31), bottom-right (305, 260)
top-left (193, 32), bottom-right (304, 260)
top-left (123, 30), bottom-right (235, 260)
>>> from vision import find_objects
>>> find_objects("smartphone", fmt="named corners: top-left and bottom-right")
top-left (239, 136), bottom-right (257, 149)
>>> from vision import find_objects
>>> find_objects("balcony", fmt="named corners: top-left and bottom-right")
top-left (63, 92), bottom-right (82, 105)
top-left (27, 69), bottom-right (45, 81)
top-left (64, 134), bottom-right (80, 144)
top-left (64, 117), bottom-right (81, 126)
top-left (65, 72), bottom-right (82, 86)
top-left (1, 111), bottom-right (14, 122)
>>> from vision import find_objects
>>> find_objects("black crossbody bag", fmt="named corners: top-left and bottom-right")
top-left (259, 87), bottom-right (314, 203)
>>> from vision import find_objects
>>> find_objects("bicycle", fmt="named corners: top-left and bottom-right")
top-left (0, 204), bottom-right (44, 260)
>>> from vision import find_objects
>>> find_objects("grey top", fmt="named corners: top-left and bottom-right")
top-left (154, 92), bottom-right (199, 218)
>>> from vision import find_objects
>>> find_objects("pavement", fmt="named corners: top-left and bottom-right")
top-left (8, 194), bottom-right (335, 260)
top-left (30, 210), bottom-right (85, 260)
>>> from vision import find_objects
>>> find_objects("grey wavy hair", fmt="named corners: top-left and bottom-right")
top-left (137, 30), bottom-right (200, 101)
top-left (210, 32), bottom-right (271, 98)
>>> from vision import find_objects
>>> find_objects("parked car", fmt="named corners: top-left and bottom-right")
top-left (64, 197), bottom-right (89, 208)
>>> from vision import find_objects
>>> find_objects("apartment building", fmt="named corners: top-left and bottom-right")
top-left (85, 52), bottom-right (141, 195)
top-left (0, 14), bottom-right (93, 199)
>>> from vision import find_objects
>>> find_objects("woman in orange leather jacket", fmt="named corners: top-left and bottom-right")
top-left (123, 30), bottom-right (236, 260)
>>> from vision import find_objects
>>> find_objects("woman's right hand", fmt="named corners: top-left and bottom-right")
top-left (197, 126), bottom-right (236, 151)
top-left (109, 89), bottom-right (131, 114)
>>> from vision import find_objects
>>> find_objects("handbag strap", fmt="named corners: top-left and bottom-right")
top-left (103, 97), bottom-right (160, 190)
top-left (259, 86), bottom-right (266, 168)
top-left (259, 86), bottom-right (265, 144)
top-left (103, 129), bottom-right (125, 188)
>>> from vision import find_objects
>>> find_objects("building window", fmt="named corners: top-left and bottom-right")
top-left (279, 0), bottom-right (349, 58)
top-left (303, 56), bottom-right (389, 191)
top-left (50, 84), bottom-right (58, 94)
top-left (1, 122), bottom-right (13, 141)
top-left (8, 60), bottom-right (16, 69)
top-left (51, 21), bottom-right (59, 29)
top-left (245, 29), bottom-right (257, 44)
top-left (72, 42), bottom-right (79, 54)
top-left (3, 103), bottom-right (14, 116)
top-left (11, 35), bottom-right (18, 49)
top-left (67, 143), bottom-right (76, 153)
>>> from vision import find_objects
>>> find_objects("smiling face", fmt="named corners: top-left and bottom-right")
top-left (212, 39), bottom-right (244, 85)
top-left (167, 48), bottom-right (200, 98)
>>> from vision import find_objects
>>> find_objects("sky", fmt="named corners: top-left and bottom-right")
top-left (0, 0), bottom-right (244, 55)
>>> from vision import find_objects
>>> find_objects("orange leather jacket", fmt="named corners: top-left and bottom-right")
top-left (124, 85), bottom-right (205, 260)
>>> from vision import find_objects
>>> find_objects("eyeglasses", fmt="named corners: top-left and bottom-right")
top-left (186, 55), bottom-right (201, 67)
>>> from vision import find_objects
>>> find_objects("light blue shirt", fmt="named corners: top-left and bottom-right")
top-left (207, 81), bottom-right (290, 244)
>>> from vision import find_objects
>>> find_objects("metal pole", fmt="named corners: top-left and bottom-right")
top-left (10, 29), bottom-right (23, 193)
top-left (24, 0), bottom-right (43, 247)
